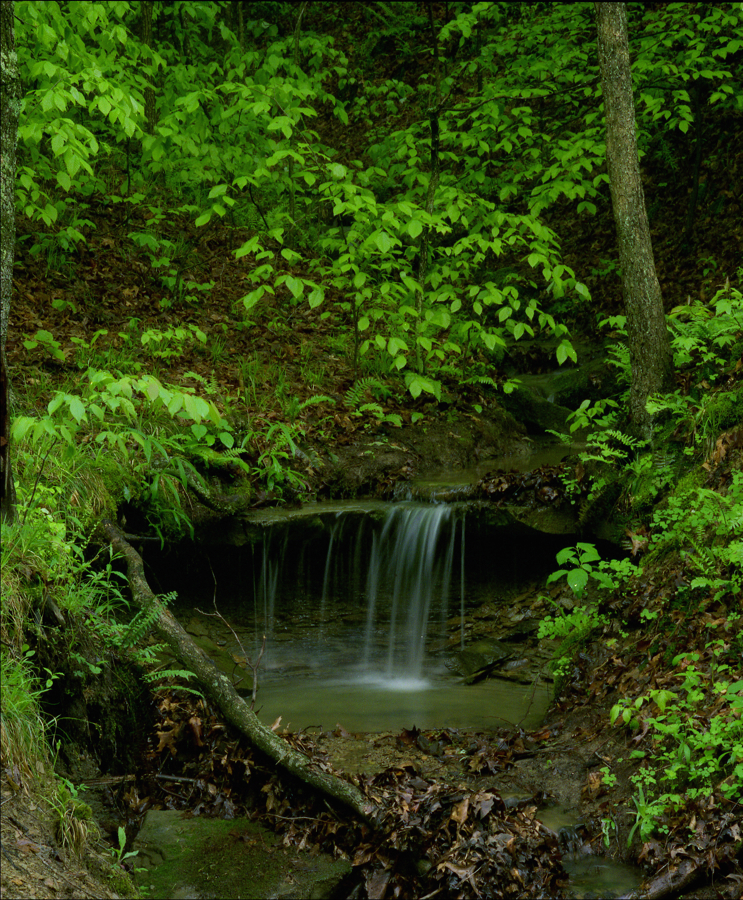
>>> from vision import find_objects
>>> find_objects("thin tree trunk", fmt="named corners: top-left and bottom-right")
top-left (1, 0), bottom-right (20, 523)
top-left (595, 2), bottom-right (674, 437)
top-left (98, 518), bottom-right (376, 823)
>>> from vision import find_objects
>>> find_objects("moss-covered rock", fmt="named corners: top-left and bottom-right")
top-left (133, 809), bottom-right (351, 900)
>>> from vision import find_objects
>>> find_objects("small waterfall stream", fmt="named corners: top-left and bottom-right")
top-left (253, 502), bottom-right (464, 685)
top-left (195, 499), bottom-right (555, 732)
top-left (164, 496), bottom-right (575, 730)
top-left (142, 476), bottom-right (644, 900)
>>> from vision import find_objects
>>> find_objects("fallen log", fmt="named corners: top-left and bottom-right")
top-left (98, 517), bottom-right (376, 824)
top-left (617, 859), bottom-right (699, 900)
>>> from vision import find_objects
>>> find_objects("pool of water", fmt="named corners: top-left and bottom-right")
top-left (255, 669), bottom-right (551, 733)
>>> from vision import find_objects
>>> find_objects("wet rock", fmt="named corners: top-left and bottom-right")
top-left (500, 383), bottom-right (573, 433)
top-left (185, 616), bottom-right (210, 638)
top-left (501, 619), bottom-right (540, 641)
top-left (183, 634), bottom-right (252, 693)
top-left (451, 639), bottom-right (514, 684)
top-left (558, 823), bottom-right (590, 857)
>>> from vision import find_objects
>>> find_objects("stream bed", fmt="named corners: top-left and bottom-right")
top-left (147, 469), bottom-right (643, 899)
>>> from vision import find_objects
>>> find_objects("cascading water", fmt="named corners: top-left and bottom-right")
top-left (363, 504), bottom-right (458, 681)
top-left (181, 497), bottom-right (556, 731)
top-left (253, 502), bottom-right (465, 686)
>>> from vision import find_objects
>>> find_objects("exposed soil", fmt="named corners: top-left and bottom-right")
top-left (0, 772), bottom-right (132, 900)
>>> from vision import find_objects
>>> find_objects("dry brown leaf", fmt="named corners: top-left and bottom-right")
top-left (450, 796), bottom-right (470, 824)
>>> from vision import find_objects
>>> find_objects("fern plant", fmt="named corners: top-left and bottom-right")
top-left (285, 394), bottom-right (335, 422)
top-left (142, 667), bottom-right (203, 698)
top-left (357, 403), bottom-right (403, 428)
top-left (121, 590), bottom-right (177, 650)
top-left (345, 377), bottom-right (390, 410)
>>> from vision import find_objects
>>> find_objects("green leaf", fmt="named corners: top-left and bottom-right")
top-left (68, 396), bottom-right (86, 424)
top-left (546, 569), bottom-right (567, 585)
top-left (401, 361), bottom-right (439, 396)
top-left (241, 288), bottom-right (265, 310)
top-left (555, 547), bottom-right (576, 566)
top-left (285, 276), bottom-right (304, 300)
top-left (567, 569), bottom-right (588, 595)
top-left (556, 339), bottom-right (577, 365)
top-left (145, 379), bottom-right (160, 402)
top-left (576, 542), bottom-right (601, 562)
top-left (374, 230), bottom-right (393, 253)
top-left (388, 337), bottom-right (408, 356)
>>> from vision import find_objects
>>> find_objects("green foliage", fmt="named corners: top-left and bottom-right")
top-left (545, 542), bottom-right (614, 597)
top-left (14, 0), bottom-right (742, 400)
top-left (284, 393), bottom-right (335, 423)
top-left (344, 377), bottom-right (390, 410)
top-left (140, 325), bottom-right (207, 359)
top-left (0, 648), bottom-right (51, 777)
top-left (23, 329), bottom-right (66, 362)
top-left (342, 378), bottom-right (401, 426)
top-left (563, 398), bottom-right (621, 435)
top-left (537, 543), bottom-right (624, 697)
top-left (612, 645), bottom-right (743, 843)
top-left (649, 471), bottom-right (743, 601)
top-left (10, 365), bottom-right (244, 539)
top-left (120, 591), bottom-right (177, 650)
top-left (49, 776), bottom-right (96, 857)
top-left (111, 825), bottom-right (139, 866)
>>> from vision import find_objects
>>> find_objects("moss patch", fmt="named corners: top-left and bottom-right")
top-left (134, 809), bottom-right (351, 900)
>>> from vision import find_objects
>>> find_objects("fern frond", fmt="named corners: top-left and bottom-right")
top-left (122, 590), bottom-right (177, 649)
top-left (357, 402), bottom-right (384, 417)
top-left (299, 394), bottom-right (335, 411)
top-left (462, 374), bottom-right (498, 389)
top-left (345, 377), bottom-right (389, 409)
top-left (144, 668), bottom-right (197, 683)
top-left (653, 449), bottom-right (675, 470)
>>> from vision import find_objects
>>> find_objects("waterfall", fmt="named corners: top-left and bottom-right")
top-left (249, 502), bottom-right (464, 683)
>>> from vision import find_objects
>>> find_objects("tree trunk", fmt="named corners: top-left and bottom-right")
top-left (97, 518), bottom-right (377, 824)
top-left (1, 0), bottom-right (19, 523)
top-left (595, 2), bottom-right (674, 438)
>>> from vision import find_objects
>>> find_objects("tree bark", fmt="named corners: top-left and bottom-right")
top-left (97, 518), bottom-right (377, 824)
top-left (595, 2), bottom-right (674, 438)
top-left (617, 858), bottom-right (700, 900)
top-left (1, 0), bottom-right (19, 523)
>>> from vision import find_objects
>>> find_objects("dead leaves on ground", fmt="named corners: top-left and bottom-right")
top-left (139, 688), bottom-right (567, 897)
top-left (476, 464), bottom-right (565, 506)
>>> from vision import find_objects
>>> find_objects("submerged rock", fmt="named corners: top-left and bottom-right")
top-left (451, 639), bottom-right (515, 684)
